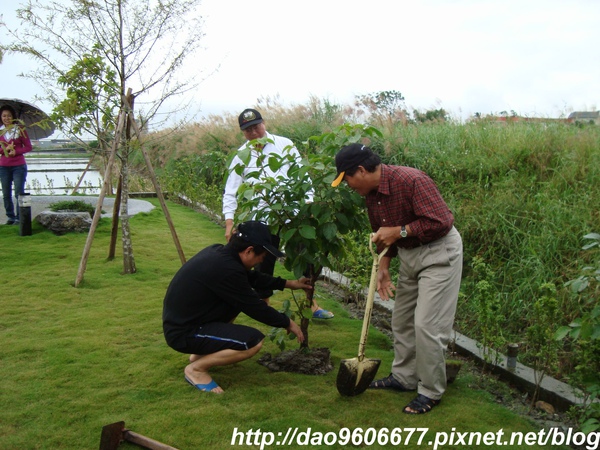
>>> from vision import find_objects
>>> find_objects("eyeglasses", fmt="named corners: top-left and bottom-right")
top-left (242, 124), bottom-right (262, 134)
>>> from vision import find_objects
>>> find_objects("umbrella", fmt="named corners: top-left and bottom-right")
top-left (0, 98), bottom-right (55, 140)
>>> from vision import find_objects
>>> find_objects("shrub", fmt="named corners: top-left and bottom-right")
top-left (49, 200), bottom-right (96, 217)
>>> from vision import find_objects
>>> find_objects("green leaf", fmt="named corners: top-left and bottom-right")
top-left (591, 324), bottom-right (600, 340)
top-left (237, 147), bottom-right (251, 164)
top-left (554, 326), bottom-right (572, 341)
top-left (246, 170), bottom-right (261, 179)
top-left (581, 418), bottom-right (600, 435)
top-left (268, 155), bottom-right (283, 172)
top-left (322, 222), bottom-right (338, 240)
top-left (299, 225), bottom-right (316, 239)
top-left (282, 228), bottom-right (296, 241)
top-left (238, 210), bottom-right (251, 221)
top-left (300, 307), bottom-right (313, 319)
top-left (569, 318), bottom-right (582, 327)
top-left (570, 327), bottom-right (581, 340)
top-left (571, 278), bottom-right (589, 293)
top-left (335, 213), bottom-right (350, 227)
top-left (309, 203), bottom-right (322, 217)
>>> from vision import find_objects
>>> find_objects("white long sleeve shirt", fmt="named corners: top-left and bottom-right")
top-left (222, 132), bottom-right (303, 221)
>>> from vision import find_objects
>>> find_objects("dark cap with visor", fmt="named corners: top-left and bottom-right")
top-left (238, 108), bottom-right (264, 130)
top-left (236, 220), bottom-right (284, 257)
top-left (331, 143), bottom-right (374, 187)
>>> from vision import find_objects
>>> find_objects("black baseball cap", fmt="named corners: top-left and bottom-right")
top-left (236, 221), bottom-right (284, 258)
top-left (331, 143), bottom-right (374, 187)
top-left (238, 108), bottom-right (264, 130)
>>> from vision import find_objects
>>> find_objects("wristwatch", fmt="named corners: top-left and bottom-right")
top-left (400, 225), bottom-right (408, 238)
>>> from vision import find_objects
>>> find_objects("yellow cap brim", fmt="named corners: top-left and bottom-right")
top-left (331, 171), bottom-right (345, 187)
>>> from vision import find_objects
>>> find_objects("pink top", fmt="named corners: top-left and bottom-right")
top-left (0, 125), bottom-right (32, 167)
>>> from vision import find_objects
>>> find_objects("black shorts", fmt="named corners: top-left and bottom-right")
top-left (183, 322), bottom-right (265, 355)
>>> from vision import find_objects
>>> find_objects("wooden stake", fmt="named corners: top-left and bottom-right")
top-left (108, 175), bottom-right (123, 260)
top-left (71, 154), bottom-right (95, 195)
top-left (75, 88), bottom-right (186, 286)
top-left (127, 112), bottom-right (186, 265)
top-left (74, 109), bottom-right (126, 287)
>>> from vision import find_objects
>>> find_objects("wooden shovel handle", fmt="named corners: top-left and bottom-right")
top-left (357, 235), bottom-right (389, 360)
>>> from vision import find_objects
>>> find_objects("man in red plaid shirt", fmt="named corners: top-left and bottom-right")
top-left (332, 143), bottom-right (463, 414)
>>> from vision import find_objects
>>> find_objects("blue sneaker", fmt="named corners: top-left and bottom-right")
top-left (312, 309), bottom-right (334, 319)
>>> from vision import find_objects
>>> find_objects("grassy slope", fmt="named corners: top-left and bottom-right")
top-left (0, 199), bottom-right (570, 449)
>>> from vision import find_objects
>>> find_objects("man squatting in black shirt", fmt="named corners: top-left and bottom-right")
top-left (162, 220), bottom-right (311, 394)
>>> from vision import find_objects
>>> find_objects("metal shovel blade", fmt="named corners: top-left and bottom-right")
top-left (336, 356), bottom-right (381, 396)
top-left (100, 421), bottom-right (125, 450)
top-left (100, 420), bottom-right (179, 450)
top-left (335, 237), bottom-right (388, 397)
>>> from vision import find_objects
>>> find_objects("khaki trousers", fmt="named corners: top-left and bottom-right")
top-left (391, 226), bottom-right (463, 400)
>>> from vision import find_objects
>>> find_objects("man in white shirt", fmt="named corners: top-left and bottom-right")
top-left (222, 108), bottom-right (334, 319)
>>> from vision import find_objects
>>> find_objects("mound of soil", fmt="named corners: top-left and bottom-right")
top-left (256, 280), bottom-right (380, 376)
top-left (258, 347), bottom-right (333, 375)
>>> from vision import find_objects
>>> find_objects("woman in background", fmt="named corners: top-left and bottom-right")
top-left (0, 105), bottom-right (32, 225)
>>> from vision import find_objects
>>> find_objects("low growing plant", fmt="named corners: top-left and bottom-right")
top-left (49, 199), bottom-right (97, 217)
top-left (555, 232), bottom-right (600, 433)
top-left (159, 152), bottom-right (226, 215)
top-left (524, 282), bottom-right (560, 406)
top-left (469, 256), bottom-right (506, 371)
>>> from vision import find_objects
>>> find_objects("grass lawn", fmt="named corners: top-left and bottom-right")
top-left (0, 199), bottom-right (572, 449)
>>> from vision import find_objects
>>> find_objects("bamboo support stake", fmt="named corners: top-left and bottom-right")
top-left (74, 109), bottom-right (126, 287)
top-left (127, 113), bottom-right (186, 265)
top-left (71, 155), bottom-right (95, 194)
top-left (75, 88), bottom-right (186, 286)
top-left (108, 175), bottom-right (123, 260)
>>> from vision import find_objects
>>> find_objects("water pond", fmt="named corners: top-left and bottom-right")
top-left (25, 155), bottom-right (102, 195)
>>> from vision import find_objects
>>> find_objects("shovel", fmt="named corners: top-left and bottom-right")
top-left (336, 235), bottom-right (389, 396)
top-left (99, 421), bottom-right (178, 450)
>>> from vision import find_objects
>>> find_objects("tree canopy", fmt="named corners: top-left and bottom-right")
top-left (2, 0), bottom-right (206, 135)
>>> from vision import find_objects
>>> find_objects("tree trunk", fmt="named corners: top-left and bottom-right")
top-left (120, 93), bottom-right (137, 274)
top-left (120, 158), bottom-right (136, 274)
top-left (299, 264), bottom-right (322, 350)
top-left (300, 317), bottom-right (310, 350)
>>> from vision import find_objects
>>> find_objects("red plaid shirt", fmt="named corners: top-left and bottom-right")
top-left (366, 165), bottom-right (454, 256)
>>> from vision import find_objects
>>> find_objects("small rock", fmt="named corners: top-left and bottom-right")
top-left (36, 210), bottom-right (92, 235)
top-left (535, 400), bottom-right (555, 414)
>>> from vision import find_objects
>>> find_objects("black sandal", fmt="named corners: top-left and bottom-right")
top-left (369, 373), bottom-right (415, 392)
top-left (403, 394), bottom-right (441, 414)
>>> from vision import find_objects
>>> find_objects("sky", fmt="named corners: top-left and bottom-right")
top-left (1, 0), bottom-right (599, 137)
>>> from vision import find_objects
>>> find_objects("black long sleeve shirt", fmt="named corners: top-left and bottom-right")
top-left (162, 244), bottom-right (290, 351)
